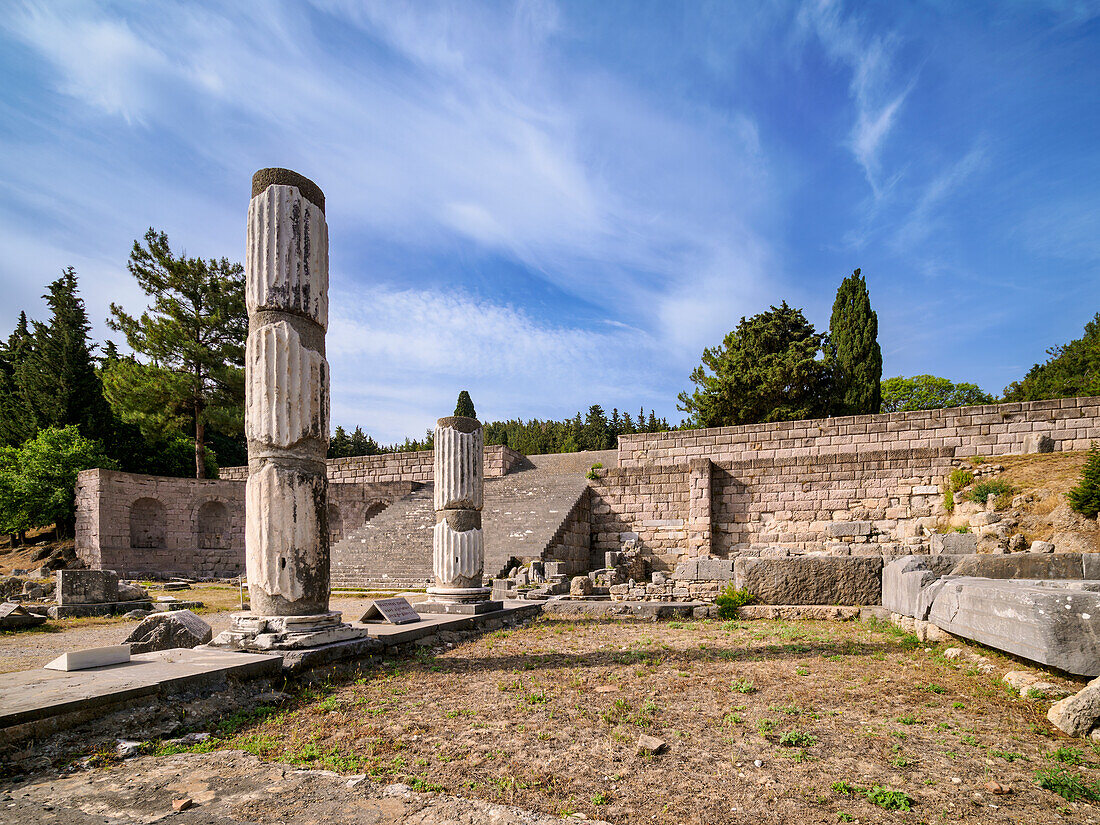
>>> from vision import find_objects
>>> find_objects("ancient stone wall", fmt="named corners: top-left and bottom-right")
top-left (218, 444), bottom-right (524, 483)
top-left (618, 397), bottom-right (1100, 466)
top-left (590, 448), bottom-right (955, 571)
top-left (76, 469), bottom-right (246, 578)
top-left (75, 470), bottom-right (414, 579)
top-left (543, 487), bottom-right (592, 575)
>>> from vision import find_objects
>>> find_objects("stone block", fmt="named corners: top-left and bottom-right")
top-left (928, 578), bottom-right (1100, 677)
top-left (57, 570), bottom-right (119, 605)
top-left (125, 609), bottom-right (213, 654)
top-left (825, 521), bottom-right (873, 538)
top-left (696, 558), bottom-right (736, 581)
top-left (882, 555), bottom-right (965, 619)
top-left (44, 644), bottom-right (130, 672)
top-left (1029, 540), bottom-right (1055, 554)
top-left (930, 532), bottom-right (977, 555)
top-left (1024, 433), bottom-right (1055, 454)
top-left (950, 553), bottom-right (1084, 580)
top-left (1048, 678), bottom-right (1100, 737)
top-left (733, 556), bottom-right (883, 605)
top-left (570, 576), bottom-right (593, 597)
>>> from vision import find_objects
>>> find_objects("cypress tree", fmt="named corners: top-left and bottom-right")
top-left (0, 313), bottom-right (36, 446)
top-left (454, 390), bottom-right (477, 418)
top-left (18, 270), bottom-right (113, 444)
top-left (827, 269), bottom-right (882, 416)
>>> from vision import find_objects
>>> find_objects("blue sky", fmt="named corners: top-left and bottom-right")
top-left (1, 1), bottom-right (1098, 442)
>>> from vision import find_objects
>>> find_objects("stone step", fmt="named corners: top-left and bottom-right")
top-left (331, 469), bottom-right (589, 587)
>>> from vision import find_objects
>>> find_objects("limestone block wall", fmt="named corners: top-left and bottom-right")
top-left (543, 487), bottom-right (592, 575)
top-left (588, 448), bottom-right (955, 571)
top-left (618, 397), bottom-right (1100, 467)
top-left (219, 444), bottom-right (524, 483)
top-left (76, 469), bottom-right (246, 578)
top-left (76, 469), bottom-right (415, 578)
top-left (588, 465), bottom-right (692, 573)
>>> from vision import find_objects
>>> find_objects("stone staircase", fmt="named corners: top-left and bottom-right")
top-left (330, 468), bottom-right (590, 588)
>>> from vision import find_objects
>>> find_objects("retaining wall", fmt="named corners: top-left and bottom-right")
top-left (618, 397), bottom-right (1100, 466)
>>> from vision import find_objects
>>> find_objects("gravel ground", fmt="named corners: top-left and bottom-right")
top-left (0, 594), bottom-right (423, 673)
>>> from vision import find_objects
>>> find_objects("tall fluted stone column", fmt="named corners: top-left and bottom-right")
top-left (215, 168), bottom-right (363, 649)
top-left (421, 416), bottom-right (501, 614)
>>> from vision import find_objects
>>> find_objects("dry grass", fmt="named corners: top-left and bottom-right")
top-left (992, 451), bottom-right (1088, 499)
top-left (151, 616), bottom-right (1095, 824)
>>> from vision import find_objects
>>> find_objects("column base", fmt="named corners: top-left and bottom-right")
top-left (210, 610), bottom-right (369, 651)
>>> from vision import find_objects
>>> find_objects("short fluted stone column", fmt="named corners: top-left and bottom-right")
top-left (215, 168), bottom-right (364, 649)
top-left (421, 416), bottom-right (500, 614)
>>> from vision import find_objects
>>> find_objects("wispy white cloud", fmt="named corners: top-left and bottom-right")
top-left (891, 143), bottom-right (988, 251)
top-left (797, 0), bottom-right (917, 196)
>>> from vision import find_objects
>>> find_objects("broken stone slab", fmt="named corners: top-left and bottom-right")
top-left (48, 600), bottom-right (154, 619)
top-left (928, 577), bottom-right (1100, 678)
top-left (118, 581), bottom-right (149, 601)
top-left (0, 602), bottom-right (47, 629)
top-left (733, 556), bottom-right (883, 605)
top-left (1049, 677), bottom-right (1100, 737)
top-left (1029, 541), bottom-right (1055, 554)
top-left (44, 644), bottom-right (130, 671)
top-left (125, 610), bottom-right (213, 654)
top-left (882, 555), bottom-right (964, 620)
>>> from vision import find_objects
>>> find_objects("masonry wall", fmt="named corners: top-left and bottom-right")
top-left (219, 444), bottom-right (524, 483)
top-left (590, 447), bottom-right (969, 572)
top-left (75, 469), bottom-right (416, 578)
top-left (543, 487), bottom-right (593, 575)
top-left (618, 397), bottom-right (1100, 467)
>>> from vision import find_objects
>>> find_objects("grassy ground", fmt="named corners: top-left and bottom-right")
top-left (123, 615), bottom-right (1096, 825)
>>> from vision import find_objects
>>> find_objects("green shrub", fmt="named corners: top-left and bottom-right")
top-left (949, 468), bottom-right (973, 492)
top-left (715, 585), bottom-right (757, 619)
top-left (943, 489), bottom-right (954, 512)
top-left (585, 462), bottom-right (604, 481)
top-left (864, 787), bottom-right (914, 811)
top-left (1068, 443), bottom-right (1100, 519)
top-left (964, 479), bottom-right (1015, 507)
top-left (1035, 767), bottom-right (1100, 802)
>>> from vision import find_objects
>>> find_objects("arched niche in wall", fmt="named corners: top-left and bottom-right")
top-left (197, 499), bottom-right (231, 549)
top-left (364, 501), bottom-right (388, 522)
top-left (130, 497), bottom-right (167, 549)
top-left (327, 503), bottom-right (343, 544)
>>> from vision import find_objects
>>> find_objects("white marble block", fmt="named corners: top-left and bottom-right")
top-left (246, 184), bottom-right (329, 328)
top-left (433, 419), bottom-right (483, 511)
top-left (432, 519), bottom-right (484, 587)
top-left (245, 320), bottom-right (329, 449)
top-left (44, 645), bottom-right (130, 672)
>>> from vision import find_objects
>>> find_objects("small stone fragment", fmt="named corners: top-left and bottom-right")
top-left (1048, 677), bottom-right (1100, 737)
top-left (172, 798), bottom-right (193, 812)
top-left (984, 781), bottom-right (1011, 795)
top-left (636, 735), bottom-right (666, 756)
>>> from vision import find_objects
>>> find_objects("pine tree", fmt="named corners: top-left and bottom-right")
top-left (678, 302), bottom-right (830, 427)
top-left (108, 229), bottom-right (246, 478)
top-left (454, 390), bottom-right (477, 418)
top-left (826, 268), bottom-right (882, 416)
top-left (17, 270), bottom-right (113, 445)
top-left (1068, 443), bottom-right (1100, 519)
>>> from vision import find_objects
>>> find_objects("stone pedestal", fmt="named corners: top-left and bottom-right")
top-left (213, 167), bottom-right (365, 651)
top-left (421, 416), bottom-right (501, 614)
